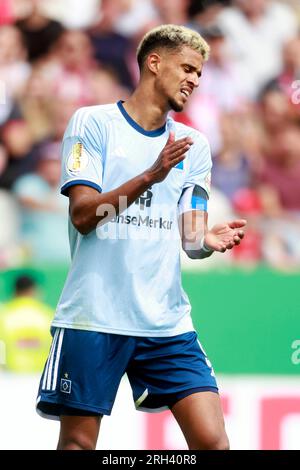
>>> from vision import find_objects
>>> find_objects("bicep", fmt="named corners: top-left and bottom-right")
top-left (69, 184), bottom-right (101, 218)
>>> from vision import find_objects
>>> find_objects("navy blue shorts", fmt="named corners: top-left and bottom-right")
top-left (36, 328), bottom-right (218, 419)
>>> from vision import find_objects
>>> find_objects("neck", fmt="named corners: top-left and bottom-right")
top-left (24, 12), bottom-right (49, 29)
top-left (122, 83), bottom-right (169, 131)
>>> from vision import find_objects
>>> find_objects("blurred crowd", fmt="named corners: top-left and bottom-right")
top-left (0, 0), bottom-right (300, 271)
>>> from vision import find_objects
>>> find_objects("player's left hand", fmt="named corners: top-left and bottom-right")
top-left (204, 219), bottom-right (247, 253)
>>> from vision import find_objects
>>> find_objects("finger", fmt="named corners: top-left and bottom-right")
top-left (233, 236), bottom-right (241, 245)
top-left (226, 241), bottom-right (235, 249)
top-left (228, 219), bottom-right (247, 229)
top-left (170, 154), bottom-right (186, 168)
top-left (169, 144), bottom-right (191, 160)
top-left (167, 136), bottom-right (193, 151)
top-left (166, 131), bottom-right (175, 145)
top-left (216, 244), bottom-right (226, 253)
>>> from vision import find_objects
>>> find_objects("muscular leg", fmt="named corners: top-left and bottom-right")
top-left (171, 392), bottom-right (229, 450)
top-left (57, 415), bottom-right (102, 450)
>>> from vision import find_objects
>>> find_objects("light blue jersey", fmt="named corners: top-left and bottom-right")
top-left (52, 101), bottom-right (212, 337)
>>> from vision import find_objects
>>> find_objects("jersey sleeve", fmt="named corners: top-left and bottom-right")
top-left (178, 133), bottom-right (212, 214)
top-left (60, 108), bottom-right (105, 197)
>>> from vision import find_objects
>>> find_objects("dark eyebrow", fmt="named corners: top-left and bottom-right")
top-left (183, 63), bottom-right (202, 78)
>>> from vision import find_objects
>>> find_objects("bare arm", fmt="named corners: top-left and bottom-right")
top-left (70, 132), bottom-right (193, 235)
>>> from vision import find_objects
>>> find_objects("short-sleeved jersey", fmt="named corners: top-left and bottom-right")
top-left (52, 101), bottom-right (212, 337)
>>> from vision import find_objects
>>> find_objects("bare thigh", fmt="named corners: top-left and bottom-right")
top-left (57, 415), bottom-right (102, 450)
top-left (171, 392), bottom-right (229, 450)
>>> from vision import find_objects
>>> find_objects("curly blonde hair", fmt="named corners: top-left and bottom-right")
top-left (137, 24), bottom-right (210, 71)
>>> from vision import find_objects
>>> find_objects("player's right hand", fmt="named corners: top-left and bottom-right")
top-left (145, 132), bottom-right (193, 183)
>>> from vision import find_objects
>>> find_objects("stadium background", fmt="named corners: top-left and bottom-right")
top-left (1, 0), bottom-right (300, 449)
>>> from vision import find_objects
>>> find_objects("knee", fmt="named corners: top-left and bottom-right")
top-left (208, 435), bottom-right (230, 450)
top-left (58, 433), bottom-right (96, 450)
top-left (190, 432), bottom-right (230, 451)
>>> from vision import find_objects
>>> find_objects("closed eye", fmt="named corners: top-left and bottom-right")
top-left (183, 65), bottom-right (202, 78)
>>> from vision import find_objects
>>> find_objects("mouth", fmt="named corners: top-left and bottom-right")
top-left (180, 87), bottom-right (192, 101)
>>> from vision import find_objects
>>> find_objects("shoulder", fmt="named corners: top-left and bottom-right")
top-left (69, 103), bottom-right (121, 136)
top-left (73, 103), bottom-right (118, 121)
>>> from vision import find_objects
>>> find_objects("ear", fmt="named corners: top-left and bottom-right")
top-left (146, 52), bottom-right (161, 75)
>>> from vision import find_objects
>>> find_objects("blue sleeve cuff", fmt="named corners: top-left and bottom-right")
top-left (61, 180), bottom-right (102, 197)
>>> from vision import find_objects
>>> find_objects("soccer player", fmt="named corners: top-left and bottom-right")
top-left (36, 24), bottom-right (246, 450)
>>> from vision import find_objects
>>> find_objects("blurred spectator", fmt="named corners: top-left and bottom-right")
top-left (261, 216), bottom-right (300, 271)
top-left (218, 0), bottom-right (299, 98)
top-left (258, 124), bottom-right (300, 212)
top-left (0, 24), bottom-right (31, 123)
top-left (211, 113), bottom-right (255, 200)
top-left (188, 0), bottom-right (227, 28)
top-left (45, 30), bottom-right (97, 105)
top-left (259, 85), bottom-right (292, 136)
top-left (265, 36), bottom-right (300, 120)
top-left (257, 84), bottom-right (295, 163)
top-left (0, 274), bottom-right (52, 373)
top-left (90, 68), bottom-right (130, 104)
top-left (89, 0), bottom-right (136, 89)
top-left (41, 0), bottom-right (101, 29)
top-left (17, 64), bottom-right (54, 142)
top-left (12, 142), bottom-right (69, 263)
top-left (0, 187), bottom-right (21, 268)
top-left (15, 0), bottom-right (64, 62)
top-left (231, 188), bottom-right (263, 265)
top-left (0, 0), bottom-right (31, 25)
top-left (152, 0), bottom-right (189, 25)
top-left (113, 0), bottom-right (159, 38)
top-left (0, 119), bottom-right (38, 189)
top-left (197, 24), bottom-right (245, 110)
top-left (279, 37), bottom-right (300, 94)
top-left (257, 124), bottom-right (300, 270)
top-left (0, 24), bottom-right (30, 95)
top-left (49, 99), bottom-right (79, 142)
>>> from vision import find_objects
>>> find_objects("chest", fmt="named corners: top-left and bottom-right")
top-left (101, 123), bottom-right (189, 204)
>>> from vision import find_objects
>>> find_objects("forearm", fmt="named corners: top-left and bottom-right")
top-left (180, 210), bottom-right (213, 259)
top-left (70, 171), bottom-right (153, 235)
top-left (183, 236), bottom-right (214, 259)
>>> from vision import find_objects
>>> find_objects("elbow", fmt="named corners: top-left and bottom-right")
top-left (71, 211), bottom-right (91, 235)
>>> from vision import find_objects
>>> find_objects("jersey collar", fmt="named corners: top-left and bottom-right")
top-left (117, 100), bottom-right (166, 137)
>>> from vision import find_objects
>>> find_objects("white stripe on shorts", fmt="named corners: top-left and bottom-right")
top-left (46, 328), bottom-right (60, 390)
top-left (135, 388), bottom-right (149, 407)
top-left (52, 328), bottom-right (65, 391)
top-left (42, 329), bottom-right (59, 390)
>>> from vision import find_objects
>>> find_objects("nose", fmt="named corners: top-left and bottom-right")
top-left (188, 72), bottom-right (200, 88)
